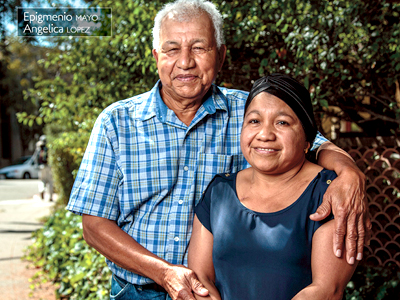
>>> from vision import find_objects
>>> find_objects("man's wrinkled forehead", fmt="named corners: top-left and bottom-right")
top-left (158, 14), bottom-right (216, 46)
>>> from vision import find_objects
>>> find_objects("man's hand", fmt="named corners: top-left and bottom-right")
top-left (161, 264), bottom-right (209, 300)
top-left (82, 215), bottom-right (208, 299)
top-left (310, 166), bottom-right (372, 265)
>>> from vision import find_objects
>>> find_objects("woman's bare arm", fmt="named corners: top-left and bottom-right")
top-left (188, 216), bottom-right (222, 300)
top-left (292, 220), bottom-right (358, 300)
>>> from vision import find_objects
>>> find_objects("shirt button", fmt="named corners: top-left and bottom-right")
top-left (184, 166), bottom-right (189, 171)
top-left (178, 200), bottom-right (183, 205)
top-left (174, 237), bottom-right (180, 242)
top-left (326, 180), bottom-right (332, 184)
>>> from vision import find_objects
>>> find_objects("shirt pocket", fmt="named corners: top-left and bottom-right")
top-left (195, 153), bottom-right (245, 200)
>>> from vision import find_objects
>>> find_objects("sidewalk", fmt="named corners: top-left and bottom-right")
top-left (0, 194), bottom-right (56, 300)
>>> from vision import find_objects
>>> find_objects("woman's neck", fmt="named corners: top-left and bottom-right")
top-left (237, 160), bottom-right (322, 213)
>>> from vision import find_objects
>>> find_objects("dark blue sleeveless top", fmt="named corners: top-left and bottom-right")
top-left (195, 169), bottom-right (336, 300)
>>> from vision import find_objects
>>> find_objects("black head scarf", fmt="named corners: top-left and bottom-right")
top-left (244, 73), bottom-right (317, 144)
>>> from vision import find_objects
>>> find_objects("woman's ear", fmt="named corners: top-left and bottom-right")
top-left (304, 141), bottom-right (311, 153)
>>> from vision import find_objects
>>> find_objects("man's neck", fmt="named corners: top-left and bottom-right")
top-left (160, 88), bottom-right (212, 126)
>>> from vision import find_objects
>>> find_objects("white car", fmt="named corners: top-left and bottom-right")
top-left (0, 155), bottom-right (40, 179)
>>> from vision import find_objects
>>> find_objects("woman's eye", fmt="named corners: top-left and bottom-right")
top-left (249, 119), bottom-right (259, 124)
top-left (277, 121), bottom-right (289, 125)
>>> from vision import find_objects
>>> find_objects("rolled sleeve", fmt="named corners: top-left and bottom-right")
top-left (67, 113), bottom-right (121, 220)
top-left (310, 131), bottom-right (328, 151)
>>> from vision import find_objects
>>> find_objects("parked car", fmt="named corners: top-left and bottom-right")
top-left (0, 154), bottom-right (39, 179)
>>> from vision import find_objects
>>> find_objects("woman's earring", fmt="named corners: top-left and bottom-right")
top-left (304, 148), bottom-right (309, 154)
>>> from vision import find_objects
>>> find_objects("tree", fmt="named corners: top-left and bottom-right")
top-left (17, 0), bottom-right (164, 202)
top-left (0, 0), bottom-right (40, 160)
top-left (1, 0), bottom-right (96, 162)
top-left (0, 36), bottom-right (50, 159)
top-left (217, 0), bottom-right (400, 137)
top-left (26, 0), bottom-right (400, 134)
top-left (19, 0), bottom-right (400, 201)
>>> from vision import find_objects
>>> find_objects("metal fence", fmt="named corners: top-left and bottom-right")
top-left (336, 137), bottom-right (400, 268)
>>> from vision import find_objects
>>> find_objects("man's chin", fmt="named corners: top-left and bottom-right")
top-left (173, 87), bottom-right (208, 101)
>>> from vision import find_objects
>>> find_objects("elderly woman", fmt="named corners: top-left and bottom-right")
top-left (188, 73), bottom-right (358, 300)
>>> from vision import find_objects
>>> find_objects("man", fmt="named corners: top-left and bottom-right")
top-left (67, 1), bottom-right (370, 299)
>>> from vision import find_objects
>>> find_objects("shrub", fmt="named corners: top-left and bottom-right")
top-left (44, 123), bottom-right (90, 205)
top-left (345, 264), bottom-right (400, 299)
top-left (24, 208), bottom-right (111, 299)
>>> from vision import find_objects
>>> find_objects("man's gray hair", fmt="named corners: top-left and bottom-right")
top-left (152, 0), bottom-right (225, 50)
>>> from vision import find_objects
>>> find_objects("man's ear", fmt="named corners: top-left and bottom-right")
top-left (218, 45), bottom-right (227, 72)
top-left (152, 49), bottom-right (159, 63)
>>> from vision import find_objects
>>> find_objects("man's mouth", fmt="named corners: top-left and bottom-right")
top-left (175, 74), bottom-right (197, 81)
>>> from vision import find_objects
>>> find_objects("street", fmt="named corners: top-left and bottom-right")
top-left (0, 179), bottom-right (42, 202)
top-left (0, 179), bottom-right (55, 299)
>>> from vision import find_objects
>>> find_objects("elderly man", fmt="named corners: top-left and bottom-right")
top-left (67, 0), bottom-right (369, 299)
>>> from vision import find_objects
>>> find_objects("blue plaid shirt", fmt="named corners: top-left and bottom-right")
top-left (67, 81), bottom-right (328, 285)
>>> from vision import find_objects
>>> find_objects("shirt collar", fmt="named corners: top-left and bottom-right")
top-left (140, 81), bottom-right (229, 123)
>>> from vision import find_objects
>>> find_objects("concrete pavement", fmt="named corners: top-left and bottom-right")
top-left (0, 194), bottom-right (55, 299)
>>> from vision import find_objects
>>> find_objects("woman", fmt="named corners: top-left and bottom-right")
top-left (188, 73), bottom-right (357, 300)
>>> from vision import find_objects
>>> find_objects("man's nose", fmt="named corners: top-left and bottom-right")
top-left (176, 48), bottom-right (195, 69)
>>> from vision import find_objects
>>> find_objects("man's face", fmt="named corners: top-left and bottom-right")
top-left (152, 13), bottom-right (226, 105)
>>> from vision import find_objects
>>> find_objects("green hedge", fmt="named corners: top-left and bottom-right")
top-left (345, 264), bottom-right (400, 299)
top-left (24, 209), bottom-right (111, 300)
top-left (25, 208), bottom-right (400, 299)
top-left (44, 123), bottom-right (90, 205)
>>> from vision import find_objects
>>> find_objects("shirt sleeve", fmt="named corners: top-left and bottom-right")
top-left (66, 111), bottom-right (121, 220)
top-left (194, 176), bottom-right (220, 233)
top-left (310, 131), bottom-right (329, 151)
top-left (311, 170), bottom-right (336, 234)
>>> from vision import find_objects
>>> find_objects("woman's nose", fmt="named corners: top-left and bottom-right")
top-left (257, 123), bottom-right (276, 141)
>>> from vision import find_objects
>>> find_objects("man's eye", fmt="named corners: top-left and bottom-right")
top-left (163, 48), bottom-right (179, 55)
top-left (249, 119), bottom-right (259, 124)
top-left (192, 47), bottom-right (207, 54)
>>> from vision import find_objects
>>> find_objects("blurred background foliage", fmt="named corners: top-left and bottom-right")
top-left (1, 0), bottom-right (399, 298)
top-left (2, 0), bottom-right (399, 203)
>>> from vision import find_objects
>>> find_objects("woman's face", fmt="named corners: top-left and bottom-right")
top-left (240, 92), bottom-right (309, 175)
